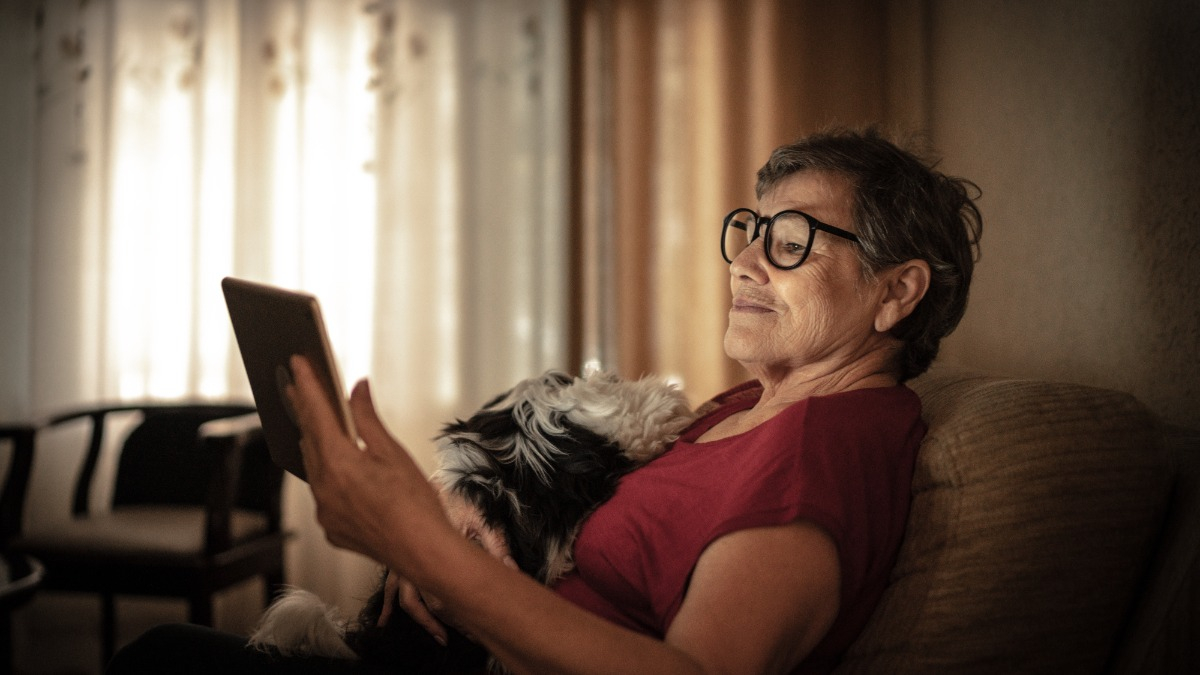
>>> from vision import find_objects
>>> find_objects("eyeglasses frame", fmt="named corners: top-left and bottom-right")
top-left (721, 207), bottom-right (861, 270)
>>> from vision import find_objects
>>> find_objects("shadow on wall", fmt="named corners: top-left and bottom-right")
top-left (1133, 0), bottom-right (1200, 428)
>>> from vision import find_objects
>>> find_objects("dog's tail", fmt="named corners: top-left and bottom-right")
top-left (248, 588), bottom-right (359, 659)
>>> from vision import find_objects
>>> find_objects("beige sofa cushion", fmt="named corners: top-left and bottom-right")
top-left (835, 369), bottom-right (1172, 675)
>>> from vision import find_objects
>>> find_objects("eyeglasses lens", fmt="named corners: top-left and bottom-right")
top-left (765, 213), bottom-right (811, 268)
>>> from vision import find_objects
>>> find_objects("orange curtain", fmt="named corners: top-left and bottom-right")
top-left (570, 0), bottom-right (902, 405)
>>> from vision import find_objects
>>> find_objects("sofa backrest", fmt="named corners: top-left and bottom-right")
top-left (834, 368), bottom-right (1173, 674)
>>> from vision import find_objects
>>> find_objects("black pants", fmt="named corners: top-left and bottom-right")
top-left (106, 624), bottom-right (393, 675)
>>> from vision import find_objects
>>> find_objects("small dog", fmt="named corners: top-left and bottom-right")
top-left (249, 370), bottom-right (695, 672)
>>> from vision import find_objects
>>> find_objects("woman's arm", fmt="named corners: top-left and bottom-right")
top-left (289, 356), bottom-right (840, 675)
top-left (440, 520), bottom-right (840, 675)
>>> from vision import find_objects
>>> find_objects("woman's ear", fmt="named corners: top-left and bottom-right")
top-left (875, 259), bottom-right (931, 333)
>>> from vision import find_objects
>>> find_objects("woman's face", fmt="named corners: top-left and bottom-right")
top-left (724, 170), bottom-right (887, 380)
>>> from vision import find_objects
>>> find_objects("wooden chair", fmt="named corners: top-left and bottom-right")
top-left (1, 403), bottom-right (288, 669)
top-left (0, 423), bottom-right (43, 675)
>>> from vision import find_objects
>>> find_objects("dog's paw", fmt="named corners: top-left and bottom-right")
top-left (249, 588), bottom-right (359, 659)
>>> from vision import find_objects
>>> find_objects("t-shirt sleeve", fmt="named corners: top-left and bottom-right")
top-left (702, 389), bottom-right (924, 599)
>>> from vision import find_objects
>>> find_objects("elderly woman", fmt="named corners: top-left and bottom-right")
top-left (108, 127), bottom-right (981, 674)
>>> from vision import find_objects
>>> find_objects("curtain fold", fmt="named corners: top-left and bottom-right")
top-left (17, 0), bottom-right (567, 618)
top-left (572, 0), bottom-right (894, 405)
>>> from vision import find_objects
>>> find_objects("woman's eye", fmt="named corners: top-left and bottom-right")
top-left (774, 240), bottom-right (804, 255)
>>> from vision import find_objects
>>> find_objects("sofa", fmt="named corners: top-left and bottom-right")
top-left (833, 367), bottom-right (1199, 674)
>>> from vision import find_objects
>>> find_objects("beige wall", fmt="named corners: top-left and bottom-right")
top-left (923, 0), bottom-right (1200, 428)
top-left (0, 0), bottom-right (36, 420)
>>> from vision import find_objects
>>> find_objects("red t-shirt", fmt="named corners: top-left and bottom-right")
top-left (552, 382), bottom-right (924, 673)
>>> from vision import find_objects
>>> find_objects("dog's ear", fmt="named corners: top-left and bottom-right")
top-left (562, 373), bottom-right (696, 464)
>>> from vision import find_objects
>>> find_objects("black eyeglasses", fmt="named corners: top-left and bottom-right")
top-left (721, 207), bottom-right (860, 270)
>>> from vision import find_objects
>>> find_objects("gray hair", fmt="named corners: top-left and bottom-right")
top-left (756, 127), bottom-right (983, 381)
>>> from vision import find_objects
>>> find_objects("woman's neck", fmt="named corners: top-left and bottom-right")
top-left (747, 348), bottom-right (901, 414)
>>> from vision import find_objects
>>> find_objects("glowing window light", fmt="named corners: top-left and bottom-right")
top-left (107, 48), bottom-right (196, 401)
top-left (144, 75), bottom-right (195, 398)
top-left (264, 1), bottom-right (303, 289)
top-left (432, 15), bottom-right (462, 408)
top-left (194, 42), bottom-right (238, 399)
top-left (295, 7), bottom-right (378, 386)
top-left (268, 72), bottom-right (302, 289)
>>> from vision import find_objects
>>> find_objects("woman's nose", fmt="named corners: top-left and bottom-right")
top-left (729, 238), bottom-right (770, 281)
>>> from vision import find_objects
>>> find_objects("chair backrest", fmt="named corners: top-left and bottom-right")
top-left (49, 404), bottom-right (255, 515)
top-left (834, 368), bottom-right (1173, 675)
top-left (109, 405), bottom-right (255, 508)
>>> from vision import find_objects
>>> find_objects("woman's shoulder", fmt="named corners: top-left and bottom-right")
top-left (753, 385), bottom-right (923, 453)
top-left (791, 385), bottom-right (923, 440)
top-left (809, 383), bottom-right (922, 410)
top-left (794, 386), bottom-right (926, 466)
top-left (684, 382), bottom-right (921, 444)
top-left (809, 384), bottom-right (922, 424)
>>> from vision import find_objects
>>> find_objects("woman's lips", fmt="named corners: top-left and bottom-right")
top-left (731, 296), bottom-right (774, 314)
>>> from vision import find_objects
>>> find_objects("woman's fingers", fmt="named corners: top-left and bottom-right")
top-left (377, 570), bottom-right (402, 627)
top-left (399, 578), bottom-right (449, 646)
top-left (288, 356), bottom-right (345, 442)
top-left (288, 356), bottom-right (355, 484)
top-left (348, 379), bottom-right (392, 455)
top-left (376, 568), bottom-right (451, 645)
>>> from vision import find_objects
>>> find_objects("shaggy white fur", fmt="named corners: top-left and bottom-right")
top-left (249, 588), bottom-right (358, 659)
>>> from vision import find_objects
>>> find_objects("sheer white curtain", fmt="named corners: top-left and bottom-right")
top-left (16, 0), bottom-right (567, 616)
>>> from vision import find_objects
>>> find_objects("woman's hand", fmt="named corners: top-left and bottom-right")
top-left (286, 355), bottom-right (453, 569)
top-left (377, 569), bottom-right (451, 645)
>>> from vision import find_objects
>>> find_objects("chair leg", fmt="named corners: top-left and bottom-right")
top-left (264, 569), bottom-right (285, 604)
top-left (188, 595), bottom-right (214, 626)
top-left (101, 593), bottom-right (116, 672)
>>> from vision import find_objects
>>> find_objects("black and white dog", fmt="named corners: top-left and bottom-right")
top-left (249, 370), bottom-right (695, 672)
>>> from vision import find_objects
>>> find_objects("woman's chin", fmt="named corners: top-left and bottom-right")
top-left (723, 329), bottom-right (762, 364)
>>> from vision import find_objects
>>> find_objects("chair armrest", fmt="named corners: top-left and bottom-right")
top-left (201, 413), bottom-right (284, 531)
top-left (0, 424), bottom-right (36, 545)
top-left (198, 412), bottom-right (262, 442)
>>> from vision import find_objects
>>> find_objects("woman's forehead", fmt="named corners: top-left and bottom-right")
top-left (758, 170), bottom-right (855, 227)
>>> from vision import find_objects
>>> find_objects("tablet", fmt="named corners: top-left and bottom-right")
top-left (222, 277), bottom-right (357, 480)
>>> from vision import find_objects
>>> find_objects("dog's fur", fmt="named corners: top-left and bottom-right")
top-left (249, 370), bottom-right (695, 671)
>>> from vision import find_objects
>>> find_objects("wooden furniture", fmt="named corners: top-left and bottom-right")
top-left (0, 423), bottom-right (42, 675)
top-left (1, 404), bottom-right (288, 669)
